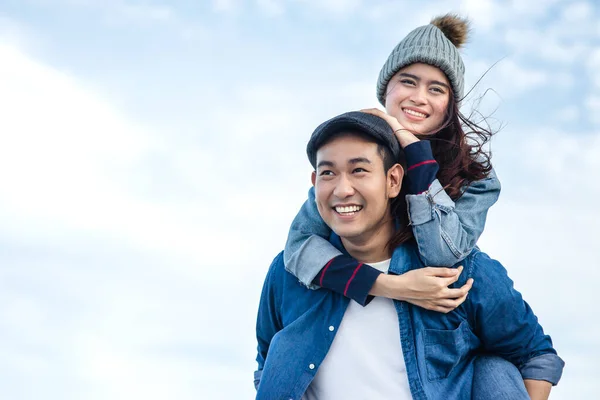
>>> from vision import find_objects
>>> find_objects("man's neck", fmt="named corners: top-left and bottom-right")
top-left (340, 221), bottom-right (394, 264)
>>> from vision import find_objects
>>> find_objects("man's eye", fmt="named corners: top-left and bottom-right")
top-left (353, 168), bottom-right (367, 173)
top-left (320, 170), bottom-right (334, 176)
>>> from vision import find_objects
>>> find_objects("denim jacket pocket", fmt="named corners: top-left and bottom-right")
top-left (423, 320), bottom-right (469, 381)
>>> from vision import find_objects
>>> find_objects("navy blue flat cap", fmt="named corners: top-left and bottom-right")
top-left (306, 111), bottom-right (402, 169)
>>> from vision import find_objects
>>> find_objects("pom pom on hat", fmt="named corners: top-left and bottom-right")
top-left (431, 14), bottom-right (470, 49)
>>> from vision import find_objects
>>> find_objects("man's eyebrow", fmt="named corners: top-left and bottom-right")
top-left (317, 160), bottom-right (335, 168)
top-left (317, 158), bottom-right (371, 168)
top-left (397, 72), bottom-right (450, 89)
top-left (349, 157), bottom-right (371, 164)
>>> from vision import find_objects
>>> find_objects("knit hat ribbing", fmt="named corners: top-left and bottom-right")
top-left (376, 15), bottom-right (469, 106)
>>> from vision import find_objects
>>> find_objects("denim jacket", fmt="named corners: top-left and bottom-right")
top-left (284, 170), bottom-right (501, 288)
top-left (255, 238), bottom-right (564, 400)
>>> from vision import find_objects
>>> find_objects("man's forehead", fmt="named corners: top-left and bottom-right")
top-left (317, 133), bottom-right (378, 154)
top-left (315, 136), bottom-right (381, 167)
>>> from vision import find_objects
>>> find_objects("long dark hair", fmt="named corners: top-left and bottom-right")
top-left (386, 91), bottom-right (495, 251)
top-left (428, 94), bottom-right (494, 199)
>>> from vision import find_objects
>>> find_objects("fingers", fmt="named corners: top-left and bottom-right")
top-left (360, 108), bottom-right (385, 117)
top-left (444, 278), bottom-right (474, 299)
top-left (436, 291), bottom-right (469, 310)
top-left (410, 276), bottom-right (473, 313)
top-left (425, 290), bottom-right (470, 313)
top-left (431, 306), bottom-right (455, 314)
top-left (427, 266), bottom-right (463, 278)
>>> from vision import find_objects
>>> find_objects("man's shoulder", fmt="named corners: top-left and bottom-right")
top-left (462, 248), bottom-right (513, 287)
top-left (266, 251), bottom-right (287, 280)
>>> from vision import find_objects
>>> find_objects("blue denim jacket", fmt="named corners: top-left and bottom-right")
top-left (284, 170), bottom-right (501, 287)
top-left (255, 238), bottom-right (564, 400)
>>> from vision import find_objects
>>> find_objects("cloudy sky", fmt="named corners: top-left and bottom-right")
top-left (0, 0), bottom-right (598, 398)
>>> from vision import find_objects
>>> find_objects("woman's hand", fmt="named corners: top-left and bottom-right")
top-left (360, 108), bottom-right (420, 148)
top-left (370, 266), bottom-right (473, 313)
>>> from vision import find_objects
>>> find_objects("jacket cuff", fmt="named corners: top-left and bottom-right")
top-left (254, 369), bottom-right (262, 390)
top-left (519, 354), bottom-right (565, 386)
top-left (347, 263), bottom-right (382, 306)
top-left (288, 236), bottom-right (343, 290)
top-left (312, 255), bottom-right (382, 306)
top-left (406, 179), bottom-right (455, 225)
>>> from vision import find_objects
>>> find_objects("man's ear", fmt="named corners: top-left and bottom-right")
top-left (387, 164), bottom-right (404, 198)
top-left (311, 171), bottom-right (317, 186)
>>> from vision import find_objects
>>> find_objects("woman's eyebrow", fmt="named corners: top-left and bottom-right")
top-left (397, 72), bottom-right (450, 89)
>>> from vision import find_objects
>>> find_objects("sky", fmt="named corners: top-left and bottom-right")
top-left (0, 0), bottom-right (598, 399)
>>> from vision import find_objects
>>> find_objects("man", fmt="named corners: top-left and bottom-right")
top-left (254, 112), bottom-right (564, 400)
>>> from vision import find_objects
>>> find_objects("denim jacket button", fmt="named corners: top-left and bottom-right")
top-left (329, 326), bottom-right (335, 331)
top-left (309, 363), bottom-right (315, 370)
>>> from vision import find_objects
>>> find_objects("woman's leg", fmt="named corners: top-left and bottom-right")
top-left (472, 355), bottom-right (529, 400)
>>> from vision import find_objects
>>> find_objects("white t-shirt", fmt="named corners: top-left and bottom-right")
top-left (303, 259), bottom-right (412, 400)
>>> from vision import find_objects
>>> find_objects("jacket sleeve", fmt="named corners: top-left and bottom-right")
top-left (284, 187), bottom-right (341, 288)
top-left (406, 166), bottom-right (501, 267)
top-left (283, 188), bottom-right (383, 305)
top-left (466, 251), bottom-right (565, 385)
top-left (254, 254), bottom-right (284, 390)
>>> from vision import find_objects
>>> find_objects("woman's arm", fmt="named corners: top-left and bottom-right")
top-left (404, 142), bottom-right (501, 266)
top-left (284, 188), bottom-right (472, 308)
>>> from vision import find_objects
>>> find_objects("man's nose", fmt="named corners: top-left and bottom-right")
top-left (333, 174), bottom-right (355, 198)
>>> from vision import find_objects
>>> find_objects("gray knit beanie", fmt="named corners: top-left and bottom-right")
top-left (376, 14), bottom-right (469, 105)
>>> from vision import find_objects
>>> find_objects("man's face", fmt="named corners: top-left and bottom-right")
top-left (311, 134), bottom-right (401, 244)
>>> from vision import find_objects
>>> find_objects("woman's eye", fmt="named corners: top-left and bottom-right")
top-left (400, 79), bottom-right (416, 86)
top-left (430, 86), bottom-right (445, 94)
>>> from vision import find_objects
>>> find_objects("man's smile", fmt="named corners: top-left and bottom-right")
top-left (333, 204), bottom-right (363, 216)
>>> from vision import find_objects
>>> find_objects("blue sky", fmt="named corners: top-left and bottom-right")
top-left (0, 0), bottom-right (599, 399)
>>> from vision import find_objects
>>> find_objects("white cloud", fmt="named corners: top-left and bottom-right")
top-left (554, 105), bottom-right (580, 123)
top-left (466, 58), bottom-right (549, 99)
top-left (256, 0), bottom-right (285, 16)
top-left (110, 3), bottom-right (174, 23)
top-left (212, 0), bottom-right (238, 13)
top-left (504, 27), bottom-right (589, 64)
top-left (560, 1), bottom-right (594, 23)
top-left (507, 0), bottom-right (564, 18)
top-left (584, 95), bottom-right (600, 124)
top-left (459, 0), bottom-right (505, 32)
top-left (294, 0), bottom-right (363, 16)
top-left (586, 48), bottom-right (600, 89)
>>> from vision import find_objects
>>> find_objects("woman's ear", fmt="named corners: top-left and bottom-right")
top-left (387, 164), bottom-right (404, 198)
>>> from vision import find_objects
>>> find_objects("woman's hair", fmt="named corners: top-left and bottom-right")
top-left (428, 93), bottom-right (494, 199)
top-left (386, 87), bottom-right (495, 251)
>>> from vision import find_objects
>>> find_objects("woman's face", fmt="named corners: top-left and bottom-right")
top-left (384, 63), bottom-right (451, 135)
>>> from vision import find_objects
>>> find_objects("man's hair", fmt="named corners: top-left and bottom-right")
top-left (317, 130), bottom-right (414, 250)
